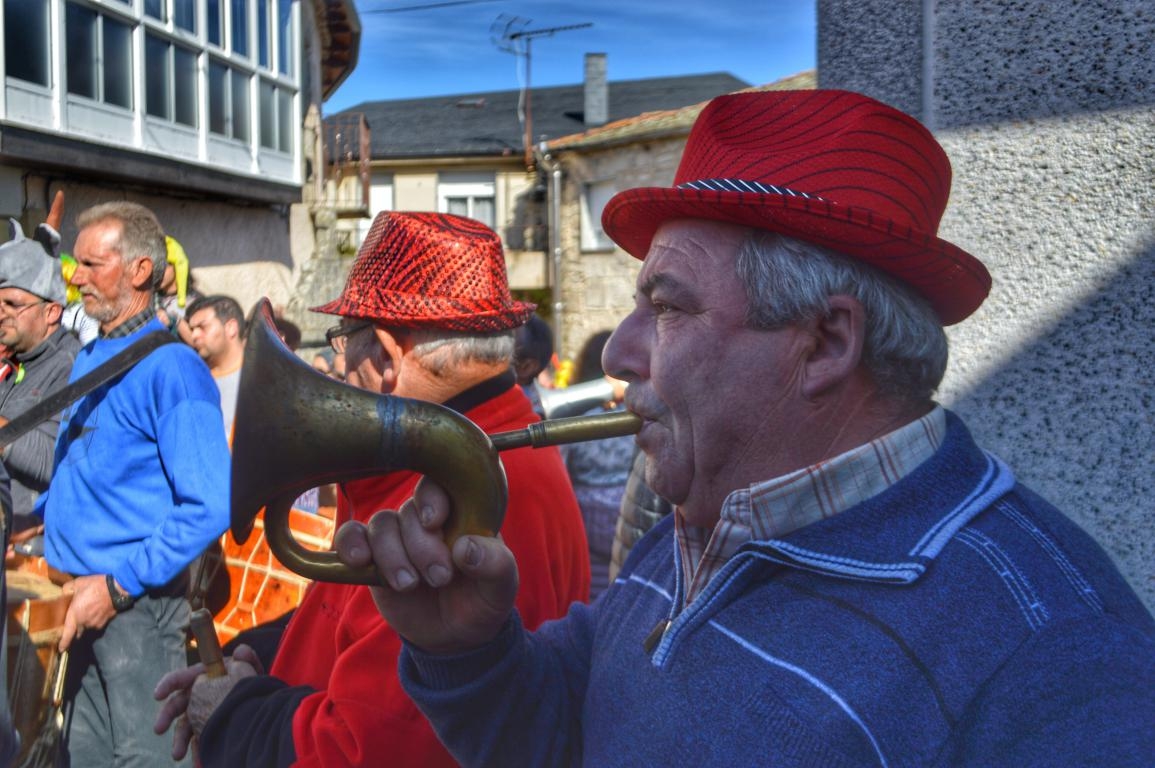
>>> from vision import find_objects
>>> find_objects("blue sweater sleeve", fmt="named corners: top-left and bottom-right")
top-left (399, 606), bottom-right (595, 767)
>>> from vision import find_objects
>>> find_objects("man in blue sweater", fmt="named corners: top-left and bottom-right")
top-left (333, 90), bottom-right (1155, 765)
top-left (36, 201), bottom-right (230, 768)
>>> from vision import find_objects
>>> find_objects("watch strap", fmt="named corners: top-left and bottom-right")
top-left (106, 573), bottom-right (135, 612)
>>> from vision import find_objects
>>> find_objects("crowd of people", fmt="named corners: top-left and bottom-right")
top-left (0, 87), bottom-right (1152, 768)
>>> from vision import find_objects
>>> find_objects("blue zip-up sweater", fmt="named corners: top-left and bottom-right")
top-left (401, 411), bottom-right (1155, 767)
top-left (36, 319), bottom-right (230, 596)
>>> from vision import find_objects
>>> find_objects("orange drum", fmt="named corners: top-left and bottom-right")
top-left (5, 567), bottom-right (72, 768)
top-left (211, 506), bottom-right (335, 645)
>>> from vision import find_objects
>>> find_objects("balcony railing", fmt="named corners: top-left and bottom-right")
top-left (318, 112), bottom-right (370, 218)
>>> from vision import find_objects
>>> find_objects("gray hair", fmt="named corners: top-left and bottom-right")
top-left (405, 328), bottom-right (515, 378)
top-left (76, 201), bottom-right (167, 289)
top-left (735, 231), bottom-right (948, 404)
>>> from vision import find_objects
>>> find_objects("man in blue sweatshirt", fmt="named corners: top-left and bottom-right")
top-left (330, 90), bottom-right (1155, 766)
top-left (35, 201), bottom-right (230, 768)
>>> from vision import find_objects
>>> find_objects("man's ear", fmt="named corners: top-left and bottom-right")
top-left (45, 302), bottom-right (64, 326)
top-left (129, 256), bottom-right (155, 290)
top-left (799, 294), bottom-right (866, 398)
top-left (372, 325), bottom-right (406, 389)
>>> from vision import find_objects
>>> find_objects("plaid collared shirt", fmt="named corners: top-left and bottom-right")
top-left (101, 308), bottom-right (157, 339)
top-left (677, 406), bottom-right (947, 605)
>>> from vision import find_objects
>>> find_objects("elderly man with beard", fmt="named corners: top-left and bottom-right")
top-left (36, 201), bottom-right (230, 768)
top-left (329, 91), bottom-right (1155, 766)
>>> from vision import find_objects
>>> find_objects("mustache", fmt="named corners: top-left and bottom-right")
top-left (623, 389), bottom-right (666, 421)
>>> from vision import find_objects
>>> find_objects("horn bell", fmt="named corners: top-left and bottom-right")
top-left (230, 299), bottom-right (508, 585)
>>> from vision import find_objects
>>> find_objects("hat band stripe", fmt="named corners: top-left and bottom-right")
top-left (677, 178), bottom-right (826, 202)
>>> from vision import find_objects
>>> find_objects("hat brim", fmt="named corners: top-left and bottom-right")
top-left (311, 294), bottom-right (535, 333)
top-left (602, 187), bottom-right (990, 326)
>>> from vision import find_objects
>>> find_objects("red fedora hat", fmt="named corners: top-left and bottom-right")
top-left (601, 90), bottom-right (990, 324)
top-left (313, 211), bottom-right (535, 332)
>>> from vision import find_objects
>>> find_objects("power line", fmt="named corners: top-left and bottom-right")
top-left (364, 0), bottom-right (502, 14)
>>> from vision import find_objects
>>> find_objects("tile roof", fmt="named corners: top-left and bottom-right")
top-left (547, 70), bottom-right (817, 151)
top-left (329, 72), bottom-right (750, 159)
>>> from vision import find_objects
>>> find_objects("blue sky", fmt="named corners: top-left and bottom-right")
top-left (325, 0), bottom-right (816, 112)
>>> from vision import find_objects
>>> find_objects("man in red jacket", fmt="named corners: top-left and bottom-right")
top-left (154, 211), bottom-right (590, 766)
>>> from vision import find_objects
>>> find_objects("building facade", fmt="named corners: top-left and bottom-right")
top-left (0, 0), bottom-right (359, 318)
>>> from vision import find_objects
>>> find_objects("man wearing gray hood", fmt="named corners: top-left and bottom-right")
top-left (0, 217), bottom-right (81, 533)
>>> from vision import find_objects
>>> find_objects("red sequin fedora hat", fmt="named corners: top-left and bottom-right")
top-left (313, 211), bottom-right (535, 332)
top-left (601, 89), bottom-right (991, 325)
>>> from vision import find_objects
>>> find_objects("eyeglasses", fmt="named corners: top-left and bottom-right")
top-left (324, 320), bottom-right (373, 353)
top-left (0, 298), bottom-right (47, 315)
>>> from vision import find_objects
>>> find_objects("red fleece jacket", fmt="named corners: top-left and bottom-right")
top-left (270, 385), bottom-right (589, 767)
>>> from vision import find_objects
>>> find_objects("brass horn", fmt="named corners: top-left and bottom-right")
top-left (231, 299), bottom-right (641, 586)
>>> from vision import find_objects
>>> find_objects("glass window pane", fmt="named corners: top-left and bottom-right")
top-left (5, 0), bottom-right (50, 85)
top-left (174, 47), bottom-right (198, 126)
top-left (231, 69), bottom-right (249, 141)
top-left (473, 197), bottom-right (495, 229)
top-left (257, 0), bottom-right (270, 67)
top-left (174, 0), bottom-right (196, 32)
top-left (259, 80), bottom-right (275, 148)
top-left (446, 198), bottom-right (468, 218)
top-left (209, 61), bottom-right (228, 134)
top-left (145, 35), bottom-right (170, 119)
top-left (277, 0), bottom-right (291, 75)
top-left (231, 0), bottom-right (249, 56)
top-left (207, 0), bottom-right (222, 46)
top-left (103, 18), bottom-right (133, 108)
top-left (66, 4), bottom-right (97, 99)
top-left (145, 0), bottom-right (165, 21)
top-left (277, 88), bottom-right (292, 152)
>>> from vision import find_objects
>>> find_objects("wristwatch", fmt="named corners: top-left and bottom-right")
top-left (106, 574), bottom-right (135, 612)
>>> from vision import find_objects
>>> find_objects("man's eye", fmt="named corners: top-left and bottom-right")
top-left (652, 301), bottom-right (673, 314)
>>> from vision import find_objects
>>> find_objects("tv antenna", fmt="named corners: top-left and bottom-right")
top-left (491, 15), bottom-right (593, 168)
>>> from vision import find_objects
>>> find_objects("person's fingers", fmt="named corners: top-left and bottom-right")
top-left (399, 493), bottom-right (454, 588)
top-left (153, 664), bottom-right (204, 701)
top-left (451, 535), bottom-right (519, 615)
top-left (59, 613), bottom-right (77, 652)
top-left (412, 479), bottom-right (453, 530)
top-left (170, 716), bottom-right (193, 761)
top-left (230, 644), bottom-right (264, 675)
top-left (334, 520), bottom-right (372, 568)
top-left (153, 686), bottom-right (191, 734)
top-left (366, 506), bottom-right (420, 591)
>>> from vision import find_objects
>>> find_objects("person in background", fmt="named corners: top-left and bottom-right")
top-left (155, 211), bottom-right (591, 767)
top-left (185, 294), bottom-right (246, 439)
top-left (38, 200), bottom-right (230, 768)
top-left (512, 313), bottom-right (553, 418)
top-left (560, 329), bottom-right (635, 599)
top-left (0, 218), bottom-right (80, 534)
top-left (330, 90), bottom-right (1155, 765)
top-left (155, 236), bottom-right (202, 344)
top-left (273, 316), bottom-right (301, 352)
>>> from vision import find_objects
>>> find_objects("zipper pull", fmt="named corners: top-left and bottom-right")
top-left (642, 619), bottom-right (671, 656)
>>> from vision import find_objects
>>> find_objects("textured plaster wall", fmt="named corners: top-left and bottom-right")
top-left (556, 140), bottom-right (685, 359)
top-left (9, 179), bottom-right (296, 315)
top-left (819, 0), bottom-right (1155, 610)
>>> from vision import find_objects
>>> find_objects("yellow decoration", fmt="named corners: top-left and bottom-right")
top-left (166, 236), bottom-right (190, 308)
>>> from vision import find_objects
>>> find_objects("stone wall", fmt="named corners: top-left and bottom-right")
top-left (555, 140), bottom-right (686, 359)
top-left (819, 0), bottom-right (1155, 611)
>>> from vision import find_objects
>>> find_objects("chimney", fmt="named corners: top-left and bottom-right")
top-left (584, 53), bottom-right (608, 128)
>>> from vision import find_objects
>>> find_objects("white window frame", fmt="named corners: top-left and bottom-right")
top-left (438, 172), bottom-right (496, 229)
top-left (580, 179), bottom-right (616, 252)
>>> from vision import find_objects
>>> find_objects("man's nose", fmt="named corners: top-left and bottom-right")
top-left (602, 314), bottom-right (647, 384)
